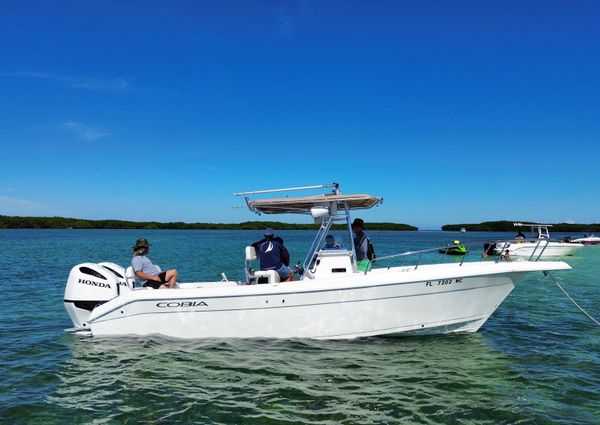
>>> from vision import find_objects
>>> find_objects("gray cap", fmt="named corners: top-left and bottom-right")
top-left (264, 228), bottom-right (274, 237)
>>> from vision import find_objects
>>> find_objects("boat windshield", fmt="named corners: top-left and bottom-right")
top-left (514, 223), bottom-right (552, 239)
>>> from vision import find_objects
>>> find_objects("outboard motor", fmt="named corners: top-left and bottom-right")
top-left (64, 262), bottom-right (127, 328)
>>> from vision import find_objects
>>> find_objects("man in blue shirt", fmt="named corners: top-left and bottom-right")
top-left (251, 228), bottom-right (291, 280)
top-left (131, 238), bottom-right (178, 289)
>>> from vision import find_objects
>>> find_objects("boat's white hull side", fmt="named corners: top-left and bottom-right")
top-left (89, 275), bottom-right (515, 339)
top-left (498, 242), bottom-right (582, 257)
top-left (84, 259), bottom-right (568, 339)
top-left (70, 261), bottom-right (570, 340)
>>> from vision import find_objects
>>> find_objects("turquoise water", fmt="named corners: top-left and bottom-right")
top-left (0, 229), bottom-right (598, 424)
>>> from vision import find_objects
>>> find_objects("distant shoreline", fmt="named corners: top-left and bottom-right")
top-left (0, 215), bottom-right (418, 231)
top-left (442, 221), bottom-right (600, 232)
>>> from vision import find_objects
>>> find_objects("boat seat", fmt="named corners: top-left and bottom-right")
top-left (254, 270), bottom-right (280, 284)
top-left (125, 265), bottom-right (165, 289)
top-left (124, 266), bottom-right (137, 289)
top-left (245, 246), bottom-right (257, 261)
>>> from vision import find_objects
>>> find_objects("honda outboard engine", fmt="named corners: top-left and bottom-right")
top-left (64, 262), bottom-right (128, 328)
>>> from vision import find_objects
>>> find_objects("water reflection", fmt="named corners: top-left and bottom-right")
top-left (46, 333), bottom-right (537, 424)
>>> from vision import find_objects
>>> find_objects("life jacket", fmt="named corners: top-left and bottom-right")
top-left (355, 233), bottom-right (376, 261)
top-left (273, 237), bottom-right (290, 266)
top-left (280, 245), bottom-right (290, 267)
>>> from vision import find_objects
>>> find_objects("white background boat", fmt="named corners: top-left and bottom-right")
top-left (64, 184), bottom-right (571, 339)
top-left (571, 235), bottom-right (600, 245)
top-left (490, 223), bottom-right (583, 258)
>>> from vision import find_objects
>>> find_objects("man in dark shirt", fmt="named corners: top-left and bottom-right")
top-left (352, 218), bottom-right (374, 271)
top-left (251, 228), bottom-right (291, 279)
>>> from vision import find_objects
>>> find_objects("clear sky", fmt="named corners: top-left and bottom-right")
top-left (1, 1), bottom-right (599, 229)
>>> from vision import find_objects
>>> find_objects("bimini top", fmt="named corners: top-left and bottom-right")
top-left (249, 194), bottom-right (382, 214)
top-left (514, 222), bottom-right (553, 228)
top-left (235, 183), bottom-right (383, 215)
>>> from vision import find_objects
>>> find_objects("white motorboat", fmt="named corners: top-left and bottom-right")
top-left (570, 234), bottom-right (600, 245)
top-left (485, 223), bottom-right (583, 258)
top-left (64, 184), bottom-right (571, 339)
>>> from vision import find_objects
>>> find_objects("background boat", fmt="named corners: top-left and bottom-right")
top-left (571, 235), bottom-right (600, 245)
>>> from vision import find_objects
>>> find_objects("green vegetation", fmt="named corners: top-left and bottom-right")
top-left (0, 215), bottom-right (417, 231)
top-left (442, 221), bottom-right (600, 232)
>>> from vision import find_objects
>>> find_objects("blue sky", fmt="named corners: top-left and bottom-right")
top-left (1, 1), bottom-right (598, 229)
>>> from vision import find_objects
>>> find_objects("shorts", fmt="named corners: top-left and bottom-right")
top-left (356, 260), bottom-right (372, 272)
top-left (144, 271), bottom-right (167, 289)
top-left (276, 264), bottom-right (292, 279)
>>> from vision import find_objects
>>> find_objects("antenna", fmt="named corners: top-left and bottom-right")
top-left (233, 183), bottom-right (339, 196)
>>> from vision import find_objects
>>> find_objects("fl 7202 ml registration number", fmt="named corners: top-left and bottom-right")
top-left (425, 278), bottom-right (463, 287)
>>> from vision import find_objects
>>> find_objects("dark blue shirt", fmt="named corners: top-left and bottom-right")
top-left (252, 238), bottom-right (284, 270)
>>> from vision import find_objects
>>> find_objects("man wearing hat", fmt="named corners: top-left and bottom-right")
top-left (131, 238), bottom-right (178, 289)
top-left (323, 234), bottom-right (343, 250)
top-left (251, 228), bottom-right (291, 280)
top-left (352, 218), bottom-right (375, 271)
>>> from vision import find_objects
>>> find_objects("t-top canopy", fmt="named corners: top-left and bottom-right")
top-left (248, 193), bottom-right (382, 214)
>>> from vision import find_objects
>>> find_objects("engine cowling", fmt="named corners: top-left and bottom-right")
top-left (64, 262), bottom-right (127, 328)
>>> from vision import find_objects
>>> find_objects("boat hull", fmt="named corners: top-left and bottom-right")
top-left (571, 238), bottom-right (600, 245)
top-left (83, 262), bottom-right (569, 340)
